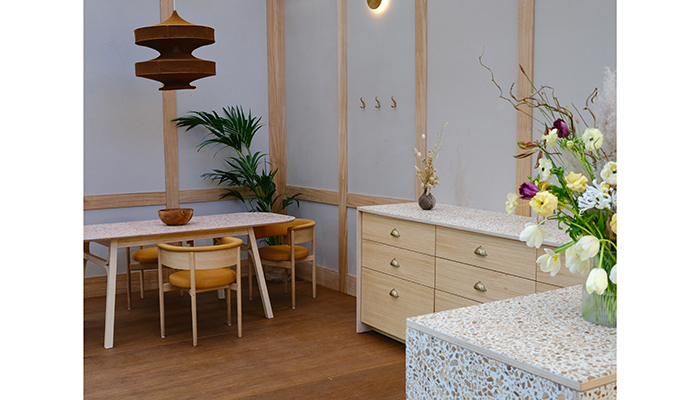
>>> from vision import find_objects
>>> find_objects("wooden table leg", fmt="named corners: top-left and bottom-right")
top-left (247, 228), bottom-right (274, 318)
top-left (103, 241), bottom-right (119, 349)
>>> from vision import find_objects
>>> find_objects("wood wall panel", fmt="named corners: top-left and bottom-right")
top-left (515, 0), bottom-right (535, 216)
top-left (337, 0), bottom-right (348, 293)
top-left (267, 0), bottom-right (287, 213)
top-left (414, 0), bottom-right (428, 201)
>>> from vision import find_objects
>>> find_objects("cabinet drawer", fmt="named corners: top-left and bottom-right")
top-left (361, 268), bottom-right (434, 341)
top-left (435, 258), bottom-right (535, 303)
top-left (536, 246), bottom-right (587, 288)
top-left (436, 226), bottom-right (535, 279)
top-left (362, 213), bottom-right (435, 256)
top-left (434, 290), bottom-right (480, 312)
top-left (362, 240), bottom-right (435, 287)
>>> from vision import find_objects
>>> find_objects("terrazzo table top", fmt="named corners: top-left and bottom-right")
top-left (84, 212), bottom-right (295, 242)
top-left (357, 203), bottom-right (570, 247)
top-left (407, 285), bottom-right (617, 391)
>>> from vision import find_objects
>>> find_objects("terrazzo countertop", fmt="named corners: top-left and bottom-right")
top-left (84, 212), bottom-right (295, 241)
top-left (357, 203), bottom-right (570, 247)
top-left (407, 285), bottom-right (617, 391)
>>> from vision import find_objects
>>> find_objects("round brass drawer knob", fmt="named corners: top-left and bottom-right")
top-left (389, 288), bottom-right (399, 298)
top-left (390, 228), bottom-right (401, 237)
top-left (473, 281), bottom-right (487, 292)
top-left (474, 246), bottom-right (487, 256)
top-left (390, 258), bottom-right (400, 268)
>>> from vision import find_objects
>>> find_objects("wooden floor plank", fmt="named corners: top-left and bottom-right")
top-left (84, 281), bottom-right (406, 399)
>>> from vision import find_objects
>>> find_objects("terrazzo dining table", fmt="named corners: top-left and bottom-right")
top-left (84, 212), bottom-right (294, 349)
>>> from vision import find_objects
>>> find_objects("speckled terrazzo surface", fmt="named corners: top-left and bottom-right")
top-left (358, 203), bottom-right (570, 246)
top-left (84, 213), bottom-right (295, 241)
top-left (407, 285), bottom-right (616, 391)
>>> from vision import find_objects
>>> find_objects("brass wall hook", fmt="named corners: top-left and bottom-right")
top-left (375, 96), bottom-right (381, 109)
top-left (391, 96), bottom-right (397, 108)
top-left (360, 97), bottom-right (365, 109)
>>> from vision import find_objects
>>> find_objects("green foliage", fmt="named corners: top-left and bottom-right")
top-left (175, 106), bottom-right (300, 214)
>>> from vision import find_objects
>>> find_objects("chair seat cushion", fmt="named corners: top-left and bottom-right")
top-left (132, 247), bottom-right (158, 263)
top-left (169, 268), bottom-right (236, 289)
top-left (258, 245), bottom-right (309, 261)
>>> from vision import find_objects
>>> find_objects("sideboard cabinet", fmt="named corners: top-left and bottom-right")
top-left (356, 203), bottom-right (579, 342)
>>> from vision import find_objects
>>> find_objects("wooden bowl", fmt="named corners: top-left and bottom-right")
top-left (158, 208), bottom-right (194, 225)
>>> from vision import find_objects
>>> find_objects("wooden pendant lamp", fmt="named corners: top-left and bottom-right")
top-left (134, 10), bottom-right (215, 90)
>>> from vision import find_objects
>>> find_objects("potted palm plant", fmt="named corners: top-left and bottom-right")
top-left (174, 105), bottom-right (300, 214)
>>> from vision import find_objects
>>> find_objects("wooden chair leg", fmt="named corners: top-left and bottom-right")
top-left (159, 284), bottom-right (166, 339)
top-left (291, 265), bottom-right (296, 310)
top-left (237, 285), bottom-right (242, 338)
top-left (127, 269), bottom-right (133, 310)
top-left (312, 258), bottom-right (317, 299)
top-left (226, 288), bottom-right (232, 327)
top-left (191, 291), bottom-right (198, 347)
top-left (139, 270), bottom-right (145, 299)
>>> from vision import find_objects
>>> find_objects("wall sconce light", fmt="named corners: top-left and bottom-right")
top-left (367, 0), bottom-right (382, 10)
top-left (134, 10), bottom-right (216, 91)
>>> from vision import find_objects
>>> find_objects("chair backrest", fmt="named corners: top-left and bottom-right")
top-left (158, 241), bottom-right (241, 271)
top-left (254, 218), bottom-right (314, 240)
top-left (290, 220), bottom-right (315, 245)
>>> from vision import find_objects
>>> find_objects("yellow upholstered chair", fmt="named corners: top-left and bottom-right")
top-left (157, 238), bottom-right (243, 346)
top-left (255, 218), bottom-right (316, 309)
top-left (126, 241), bottom-right (193, 310)
top-left (126, 246), bottom-right (158, 310)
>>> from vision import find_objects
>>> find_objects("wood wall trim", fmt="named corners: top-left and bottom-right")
top-left (84, 188), bottom-right (243, 210)
top-left (347, 193), bottom-right (412, 209)
top-left (414, 0), bottom-right (428, 201)
top-left (286, 185), bottom-right (338, 205)
top-left (337, 0), bottom-right (348, 294)
top-left (515, 0), bottom-right (535, 216)
top-left (267, 0), bottom-right (287, 213)
top-left (83, 187), bottom-right (412, 211)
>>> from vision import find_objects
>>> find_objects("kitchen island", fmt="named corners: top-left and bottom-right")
top-left (406, 285), bottom-right (616, 399)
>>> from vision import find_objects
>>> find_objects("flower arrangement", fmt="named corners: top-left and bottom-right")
top-left (485, 60), bottom-right (617, 324)
top-left (414, 122), bottom-right (446, 195)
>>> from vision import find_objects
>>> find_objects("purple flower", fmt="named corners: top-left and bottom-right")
top-left (552, 118), bottom-right (570, 138)
top-left (519, 182), bottom-right (539, 200)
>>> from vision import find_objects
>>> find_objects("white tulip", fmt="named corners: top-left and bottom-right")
top-left (537, 248), bottom-right (561, 276)
top-left (609, 264), bottom-right (617, 284)
top-left (519, 223), bottom-right (550, 248)
top-left (565, 246), bottom-right (591, 275)
top-left (505, 193), bottom-right (518, 215)
top-left (575, 236), bottom-right (600, 260)
top-left (586, 268), bottom-right (609, 294)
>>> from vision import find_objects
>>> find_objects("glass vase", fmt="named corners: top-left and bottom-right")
top-left (581, 285), bottom-right (616, 328)
top-left (581, 250), bottom-right (617, 328)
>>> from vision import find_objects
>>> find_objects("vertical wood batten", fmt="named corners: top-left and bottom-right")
top-left (415, 0), bottom-right (427, 201)
top-left (515, 0), bottom-right (535, 216)
top-left (267, 0), bottom-right (287, 213)
top-left (337, 0), bottom-right (348, 294)
top-left (161, 0), bottom-right (179, 209)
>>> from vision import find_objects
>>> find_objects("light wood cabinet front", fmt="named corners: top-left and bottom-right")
top-left (360, 267), bottom-right (434, 341)
top-left (362, 213), bottom-right (435, 255)
top-left (436, 226), bottom-right (536, 280)
top-left (436, 258), bottom-right (535, 303)
top-left (434, 290), bottom-right (480, 313)
top-left (362, 240), bottom-right (435, 287)
top-left (357, 207), bottom-right (571, 342)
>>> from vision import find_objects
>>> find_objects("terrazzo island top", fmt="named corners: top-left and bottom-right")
top-left (407, 285), bottom-right (617, 392)
top-left (357, 203), bottom-right (570, 247)
top-left (84, 212), bottom-right (295, 242)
